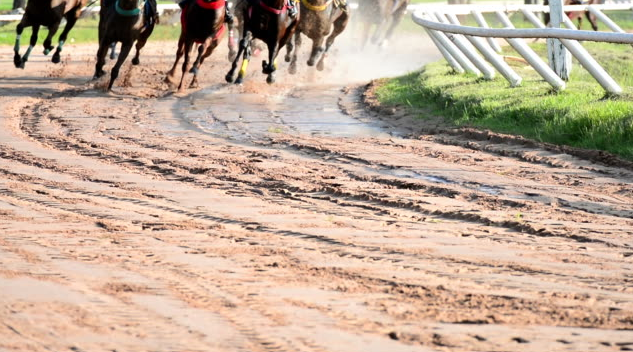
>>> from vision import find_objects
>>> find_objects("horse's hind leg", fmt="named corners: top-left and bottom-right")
top-left (108, 42), bottom-right (133, 91)
top-left (133, 23), bottom-right (155, 65)
top-left (288, 31), bottom-right (301, 74)
top-left (307, 36), bottom-right (324, 67)
top-left (52, 8), bottom-right (80, 64)
top-left (284, 29), bottom-right (295, 63)
top-left (109, 43), bottom-right (117, 60)
top-left (43, 21), bottom-right (60, 55)
top-left (15, 20), bottom-right (38, 69)
top-left (317, 12), bottom-right (348, 71)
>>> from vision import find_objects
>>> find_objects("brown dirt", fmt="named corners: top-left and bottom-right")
top-left (1, 38), bottom-right (632, 352)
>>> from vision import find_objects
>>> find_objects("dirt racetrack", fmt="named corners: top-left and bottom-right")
top-left (1, 34), bottom-right (633, 352)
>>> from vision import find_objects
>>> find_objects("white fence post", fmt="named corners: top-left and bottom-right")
top-left (496, 11), bottom-right (566, 90)
top-left (521, 9), bottom-right (623, 94)
top-left (547, 0), bottom-right (572, 80)
top-left (424, 28), bottom-right (466, 73)
top-left (420, 14), bottom-right (482, 76)
top-left (434, 13), bottom-right (496, 79)
top-left (446, 13), bottom-right (522, 86)
top-left (471, 10), bottom-right (503, 53)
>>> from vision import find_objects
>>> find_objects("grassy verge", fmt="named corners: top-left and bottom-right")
top-left (375, 41), bottom-right (633, 160)
top-left (0, 18), bottom-right (181, 45)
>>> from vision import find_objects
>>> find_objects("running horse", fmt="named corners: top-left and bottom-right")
top-left (285, 0), bottom-right (349, 74)
top-left (93, 0), bottom-right (157, 90)
top-left (226, 0), bottom-right (299, 84)
top-left (357, 0), bottom-right (409, 48)
top-left (13, 0), bottom-right (89, 69)
top-left (165, 0), bottom-right (227, 91)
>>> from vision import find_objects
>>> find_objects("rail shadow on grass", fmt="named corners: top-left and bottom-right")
top-left (375, 41), bottom-right (633, 161)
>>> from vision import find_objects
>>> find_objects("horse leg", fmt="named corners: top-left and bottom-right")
top-left (190, 40), bottom-right (218, 89)
top-left (94, 38), bottom-right (110, 79)
top-left (289, 31), bottom-right (300, 74)
top-left (284, 29), bottom-right (295, 63)
top-left (166, 35), bottom-right (185, 84)
top-left (177, 40), bottom-right (194, 92)
top-left (317, 12), bottom-right (348, 71)
top-left (586, 11), bottom-right (598, 31)
top-left (42, 22), bottom-right (60, 55)
top-left (226, 30), bottom-right (251, 83)
top-left (108, 42), bottom-right (133, 91)
top-left (133, 19), bottom-right (155, 66)
top-left (307, 36), bottom-right (324, 67)
top-left (263, 41), bottom-right (279, 84)
top-left (227, 16), bottom-right (239, 61)
top-left (382, 5), bottom-right (406, 46)
top-left (52, 9), bottom-right (80, 64)
top-left (109, 43), bottom-right (117, 59)
top-left (14, 15), bottom-right (33, 68)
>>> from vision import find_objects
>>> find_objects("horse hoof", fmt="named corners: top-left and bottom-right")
top-left (289, 65), bottom-right (297, 75)
top-left (317, 61), bottom-right (325, 71)
top-left (110, 53), bottom-right (117, 60)
top-left (132, 57), bottom-right (140, 65)
top-left (52, 54), bottom-right (61, 64)
top-left (284, 55), bottom-right (291, 63)
top-left (189, 67), bottom-right (198, 75)
top-left (225, 73), bottom-right (235, 83)
top-left (43, 48), bottom-right (51, 56)
top-left (14, 55), bottom-right (22, 69)
top-left (235, 77), bottom-right (243, 85)
top-left (307, 59), bottom-right (315, 67)
top-left (266, 75), bottom-right (275, 85)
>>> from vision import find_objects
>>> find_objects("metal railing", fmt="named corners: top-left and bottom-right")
top-left (412, 3), bottom-right (633, 94)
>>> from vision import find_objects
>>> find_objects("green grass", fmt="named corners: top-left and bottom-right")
top-left (375, 42), bottom-right (633, 160)
top-left (0, 18), bottom-right (181, 45)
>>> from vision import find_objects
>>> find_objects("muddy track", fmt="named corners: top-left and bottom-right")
top-left (1, 42), bottom-right (633, 352)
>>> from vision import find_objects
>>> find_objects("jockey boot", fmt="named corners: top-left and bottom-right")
top-left (288, 0), bottom-right (297, 18)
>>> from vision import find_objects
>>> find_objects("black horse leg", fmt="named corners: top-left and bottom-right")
top-left (94, 38), bottom-right (110, 79)
top-left (307, 36), bottom-right (324, 67)
top-left (42, 22), bottom-right (60, 55)
top-left (17, 22), bottom-right (38, 69)
top-left (227, 30), bottom-right (251, 83)
top-left (14, 15), bottom-right (32, 68)
top-left (52, 9), bottom-right (79, 64)
top-left (109, 43), bottom-right (117, 60)
top-left (108, 42), bottom-right (133, 91)
top-left (190, 40), bottom-right (218, 88)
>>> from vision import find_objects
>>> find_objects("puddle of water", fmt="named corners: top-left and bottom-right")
top-left (179, 84), bottom-right (390, 140)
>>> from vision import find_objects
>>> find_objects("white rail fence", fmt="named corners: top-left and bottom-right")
top-left (412, 3), bottom-right (633, 94)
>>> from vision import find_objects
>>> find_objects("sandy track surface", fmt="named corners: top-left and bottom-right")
top-left (0, 37), bottom-right (632, 352)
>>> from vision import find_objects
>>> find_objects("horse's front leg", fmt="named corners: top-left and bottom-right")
top-left (307, 36), bottom-right (324, 67)
top-left (14, 15), bottom-right (33, 68)
top-left (263, 40), bottom-right (279, 84)
top-left (43, 21), bottom-right (60, 55)
top-left (166, 35), bottom-right (185, 85)
top-left (226, 30), bottom-right (252, 84)
top-left (52, 8), bottom-right (80, 64)
top-left (177, 40), bottom-right (194, 92)
top-left (16, 21), bottom-right (38, 69)
top-left (108, 42), bottom-right (133, 91)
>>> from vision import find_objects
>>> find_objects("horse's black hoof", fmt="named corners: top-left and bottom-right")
top-left (284, 55), bottom-right (291, 63)
top-left (235, 77), bottom-right (243, 85)
top-left (52, 54), bottom-right (61, 64)
top-left (307, 59), bottom-right (315, 67)
top-left (266, 75), bottom-right (275, 85)
top-left (225, 73), bottom-right (235, 83)
top-left (189, 66), bottom-right (198, 75)
top-left (14, 55), bottom-right (22, 69)
top-left (132, 57), bottom-right (140, 65)
top-left (93, 70), bottom-right (106, 79)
